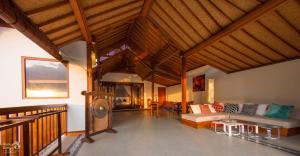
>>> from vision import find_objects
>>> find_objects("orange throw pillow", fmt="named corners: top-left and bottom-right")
top-left (200, 104), bottom-right (211, 114)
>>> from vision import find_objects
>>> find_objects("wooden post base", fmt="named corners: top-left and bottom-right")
top-left (81, 136), bottom-right (94, 143)
top-left (106, 128), bottom-right (117, 133)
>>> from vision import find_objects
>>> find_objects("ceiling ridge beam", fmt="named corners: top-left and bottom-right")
top-left (140, 0), bottom-right (153, 17)
top-left (183, 0), bottom-right (286, 57)
top-left (0, 0), bottom-right (62, 60)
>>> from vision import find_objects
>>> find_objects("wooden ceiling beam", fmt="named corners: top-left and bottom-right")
top-left (87, 0), bottom-right (140, 20)
top-left (25, 1), bottom-right (69, 16)
top-left (155, 50), bottom-right (181, 68)
top-left (91, 14), bottom-right (138, 33)
top-left (38, 0), bottom-right (111, 28)
top-left (184, 0), bottom-right (286, 57)
top-left (0, 18), bottom-right (11, 28)
top-left (0, 0), bottom-right (62, 60)
top-left (69, 0), bottom-right (92, 43)
top-left (155, 69), bottom-right (180, 81)
top-left (140, 0), bottom-right (153, 17)
top-left (97, 39), bottom-right (126, 56)
top-left (57, 36), bottom-right (82, 47)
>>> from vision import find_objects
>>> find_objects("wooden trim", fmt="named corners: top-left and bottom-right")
top-left (184, 0), bottom-right (286, 57)
top-left (181, 119), bottom-right (212, 129)
top-left (0, 104), bottom-right (67, 115)
top-left (21, 56), bottom-right (69, 99)
top-left (65, 130), bottom-right (85, 136)
top-left (69, 0), bottom-right (92, 43)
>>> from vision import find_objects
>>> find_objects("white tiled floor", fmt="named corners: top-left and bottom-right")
top-left (77, 111), bottom-right (297, 156)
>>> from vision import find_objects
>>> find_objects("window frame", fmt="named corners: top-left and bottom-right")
top-left (21, 56), bottom-right (70, 99)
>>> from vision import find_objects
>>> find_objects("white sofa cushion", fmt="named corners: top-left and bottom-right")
top-left (190, 104), bottom-right (201, 114)
top-left (182, 113), bottom-right (229, 122)
top-left (182, 112), bottom-right (300, 128)
top-left (256, 104), bottom-right (269, 116)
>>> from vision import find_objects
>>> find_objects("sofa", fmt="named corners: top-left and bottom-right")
top-left (181, 103), bottom-right (300, 136)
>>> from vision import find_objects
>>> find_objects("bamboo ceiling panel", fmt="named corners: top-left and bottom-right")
top-left (148, 0), bottom-right (262, 51)
top-left (189, 0), bottom-right (300, 73)
top-left (6, 0), bottom-right (300, 83)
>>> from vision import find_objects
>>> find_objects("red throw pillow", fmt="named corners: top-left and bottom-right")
top-left (212, 102), bottom-right (224, 112)
top-left (200, 105), bottom-right (211, 114)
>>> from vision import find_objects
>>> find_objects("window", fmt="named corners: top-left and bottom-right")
top-left (207, 79), bottom-right (215, 103)
top-left (22, 57), bottom-right (69, 98)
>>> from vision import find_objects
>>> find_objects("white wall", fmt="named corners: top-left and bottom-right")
top-left (166, 66), bottom-right (211, 103)
top-left (166, 59), bottom-right (300, 119)
top-left (0, 27), bottom-right (87, 131)
top-left (101, 73), bottom-right (165, 108)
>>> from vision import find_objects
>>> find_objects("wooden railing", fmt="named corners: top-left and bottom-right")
top-left (0, 104), bottom-right (67, 156)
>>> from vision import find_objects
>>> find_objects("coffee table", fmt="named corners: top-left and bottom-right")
top-left (238, 120), bottom-right (259, 137)
top-left (258, 124), bottom-right (281, 139)
top-left (219, 120), bottom-right (244, 136)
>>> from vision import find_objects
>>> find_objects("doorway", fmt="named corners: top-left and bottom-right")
top-left (158, 87), bottom-right (166, 106)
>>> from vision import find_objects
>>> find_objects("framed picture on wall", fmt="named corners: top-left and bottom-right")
top-left (22, 57), bottom-right (69, 98)
top-left (193, 75), bottom-right (205, 92)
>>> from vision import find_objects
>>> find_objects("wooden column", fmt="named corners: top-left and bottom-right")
top-left (151, 72), bottom-right (154, 102)
top-left (82, 43), bottom-right (94, 143)
top-left (181, 56), bottom-right (187, 113)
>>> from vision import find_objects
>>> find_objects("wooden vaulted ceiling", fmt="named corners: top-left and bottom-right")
top-left (3, 0), bottom-right (300, 86)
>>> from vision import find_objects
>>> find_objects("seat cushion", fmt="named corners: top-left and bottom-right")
top-left (265, 103), bottom-right (294, 119)
top-left (230, 114), bottom-right (300, 128)
top-left (182, 113), bottom-right (229, 122)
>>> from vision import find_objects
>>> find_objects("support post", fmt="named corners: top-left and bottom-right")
top-left (57, 113), bottom-right (62, 153)
top-left (151, 72), bottom-right (154, 102)
top-left (82, 43), bottom-right (94, 143)
top-left (181, 56), bottom-right (187, 113)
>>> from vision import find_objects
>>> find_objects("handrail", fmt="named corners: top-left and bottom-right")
top-left (0, 104), bottom-right (67, 156)
top-left (0, 104), bottom-right (67, 115)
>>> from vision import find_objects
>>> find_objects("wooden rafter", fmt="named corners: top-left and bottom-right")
top-left (0, 0), bottom-right (62, 60)
top-left (25, 1), bottom-right (69, 16)
top-left (140, 0), bottom-right (153, 17)
top-left (155, 50), bottom-right (180, 68)
top-left (69, 0), bottom-right (92, 43)
top-left (183, 0), bottom-right (286, 57)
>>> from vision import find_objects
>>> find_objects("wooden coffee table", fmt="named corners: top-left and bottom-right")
top-left (258, 124), bottom-right (281, 139)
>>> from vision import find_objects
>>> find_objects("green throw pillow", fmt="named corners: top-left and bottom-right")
top-left (265, 103), bottom-right (294, 119)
